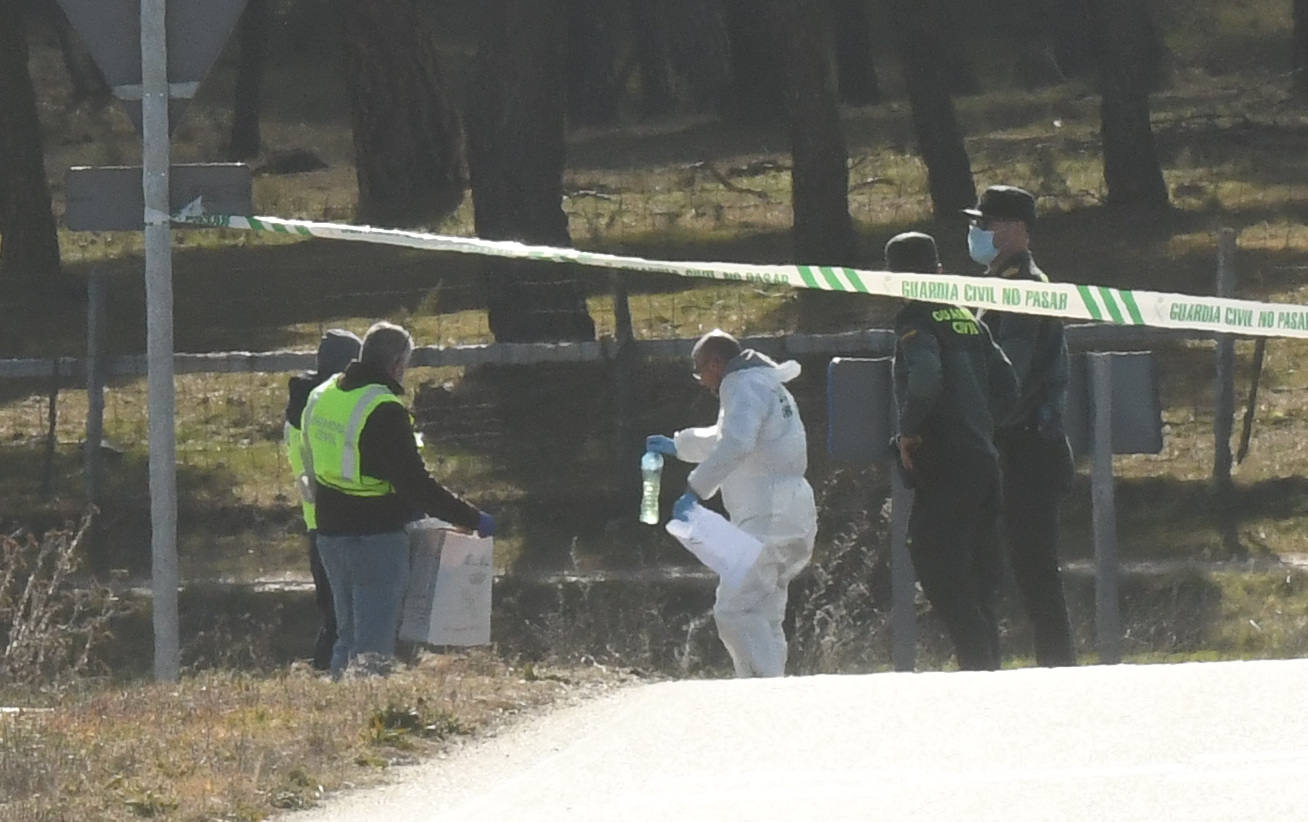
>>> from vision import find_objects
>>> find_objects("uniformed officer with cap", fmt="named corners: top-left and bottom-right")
top-left (889, 231), bottom-right (1017, 671)
top-left (964, 185), bottom-right (1078, 667)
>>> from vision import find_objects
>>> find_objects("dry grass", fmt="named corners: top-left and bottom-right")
top-left (0, 654), bottom-right (638, 821)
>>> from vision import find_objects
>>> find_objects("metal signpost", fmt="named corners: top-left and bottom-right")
top-left (826, 357), bottom-right (915, 671)
top-left (57, 0), bottom-right (250, 681)
top-left (827, 352), bottom-right (1163, 669)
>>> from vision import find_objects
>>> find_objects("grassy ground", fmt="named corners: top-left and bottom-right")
top-left (0, 654), bottom-right (637, 822)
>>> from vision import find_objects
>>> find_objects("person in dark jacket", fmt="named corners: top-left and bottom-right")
top-left (284, 328), bottom-right (361, 671)
top-left (889, 231), bottom-right (1018, 671)
top-left (301, 321), bottom-right (494, 678)
top-left (965, 185), bottom-right (1078, 667)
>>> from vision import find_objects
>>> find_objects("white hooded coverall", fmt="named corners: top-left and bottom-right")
top-left (673, 350), bottom-right (817, 677)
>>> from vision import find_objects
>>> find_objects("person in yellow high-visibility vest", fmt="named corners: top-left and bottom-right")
top-left (285, 328), bottom-right (361, 671)
top-left (302, 321), bottom-right (494, 679)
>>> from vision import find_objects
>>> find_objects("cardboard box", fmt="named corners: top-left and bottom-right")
top-left (399, 522), bottom-right (493, 646)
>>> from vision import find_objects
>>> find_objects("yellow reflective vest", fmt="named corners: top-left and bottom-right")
top-left (300, 375), bottom-right (404, 500)
top-left (284, 421), bottom-right (316, 529)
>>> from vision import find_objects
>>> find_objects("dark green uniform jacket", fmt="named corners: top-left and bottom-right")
top-left (893, 302), bottom-right (1018, 460)
top-left (976, 250), bottom-right (1069, 432)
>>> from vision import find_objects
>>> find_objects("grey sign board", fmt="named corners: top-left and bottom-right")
top-left (1064, 351), bottom-right (1163, 457)
top-left (55, 0), bottom-right (248, 133)
top-left (65, 164), bottom-right (252, 231)
top-left (826, 351), bottom-right (1163, 464)
top-left (826, 357), bottom-right (895, 464)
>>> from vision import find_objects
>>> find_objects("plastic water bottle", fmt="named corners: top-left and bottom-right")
top-left (639, 451), bottom-right (664, 524)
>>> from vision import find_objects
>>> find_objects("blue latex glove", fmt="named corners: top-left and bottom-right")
top-left (645, 434), bottom-right (677, 456)
top-left (476, 511), bottom-right (496, 539)
top-left (672, 490), bottom-right (699, 522)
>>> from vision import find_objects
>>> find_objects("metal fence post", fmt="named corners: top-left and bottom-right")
top-left (887, 388), bottom-right (915, 672)
top-left (142, 0), bottom-right (180, 682)
top-left (42, 359), bottom-right (61, 499)
top-left (85, 271), bottom-right (107, 508)
top-left (1089, 353), bottom-right (1121, 664)
top-left (1214, 228), bottom-right (1240, 557)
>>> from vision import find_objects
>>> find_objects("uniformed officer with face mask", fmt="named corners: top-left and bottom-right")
top-left (964, 185), bottom-right (1078, 668)
top-left (890, 231), bottom-right (1018, 671)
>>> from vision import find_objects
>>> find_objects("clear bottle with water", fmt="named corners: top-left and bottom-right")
top-left (639, 450), bottom-right (664, 524)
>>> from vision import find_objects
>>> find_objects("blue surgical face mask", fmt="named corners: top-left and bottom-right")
top-left (967, 224), bottom-right (999, 266)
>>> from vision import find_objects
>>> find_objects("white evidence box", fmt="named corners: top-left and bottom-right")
top-left (399, 519), bottom-right (493, 646)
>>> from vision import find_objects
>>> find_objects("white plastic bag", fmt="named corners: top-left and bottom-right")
top-left (399, 520), bottom-right (493, 646)
top-left (664, 504), bottom-right (763, 590)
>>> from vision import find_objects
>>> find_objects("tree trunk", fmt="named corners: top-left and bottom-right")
top-left (1012, 0), bottom-right (1064, 89)
top-left (1089, 0), bottom-right (1169, 208)
top-left (468, 0), bottom-right (595, 343)
top-left (628, 0), bottom-right (676, 117)
top-left (1294, 0), bottom-right (1308, 98)
top-left (50, 1), bottom-right (109, 105)
top-left (722, 0), bottom-right (785, 123)
top-left (766, 0), bottom-right (857, 331)
top-left (1046, 0), bottom-right (1095, 79)
top-left (0, 0), bottom-right (62, 288)
top-left (342, 0), bottom-right (467, 226)
top-left (567, 0), bottom-right (622, 126)
top-left (830, 0), bottom-right (879, 105)
top-left (937, 2), bottom-right (980, 95)
top-left (228, 0), bottom-right (269, 161)
top-left (886, 0), bottom-right (976, 219)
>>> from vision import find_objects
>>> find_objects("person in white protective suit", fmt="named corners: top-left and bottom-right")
top-left (646, 329), bottom-right (818, 677)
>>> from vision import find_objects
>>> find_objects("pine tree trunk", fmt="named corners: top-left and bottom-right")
top-left (767, 0), bottom-right (857, 332)
top-left (629, 0), bottom-right (676, 117)
top-left (886, 0), bottom-right (976, 219)
top-left (51, 2), bottom-right (109, 105)
top-left (228, 0), bottom-right (269, 161)
top-left (342, 0), bottom-right (467, 226)
top-left (1089, 0), bottom-right (1169, 208)
top-left (1047, 0), bottom-right (1095, 79)
top-left (1294, 0), bottom-right (1308, 98)
top-left (830, 0), bottom-right (879, 105)
top-left (0, 1), bottom-right (62, 287)
top-left (468, 0), bottom-right (595, 343)
top-left (567, 0), bottom-right (622, 126)
top-left (722, 0), bottom-right (785, 123)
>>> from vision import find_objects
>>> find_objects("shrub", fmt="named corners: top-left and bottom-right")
top-left (0, 512), bottom-right (123, 686)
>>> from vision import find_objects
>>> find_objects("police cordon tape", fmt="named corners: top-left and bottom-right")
top-left (177, 212), bottom-right (1308, 340)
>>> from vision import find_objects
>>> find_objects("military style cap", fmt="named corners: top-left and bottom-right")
top-left (884, 231), bottom-right (940, 273)
top-left (962, 185), bottom-right (1037, 226)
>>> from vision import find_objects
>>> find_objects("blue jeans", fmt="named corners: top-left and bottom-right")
top-left (316, 531), bottom-right (409, 679)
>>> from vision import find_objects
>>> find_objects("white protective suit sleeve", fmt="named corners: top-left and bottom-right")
top-left (675, 372), bottom-right (769, 499)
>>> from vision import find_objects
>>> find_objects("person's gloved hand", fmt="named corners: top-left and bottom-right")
top-left (476, 511), bottom-right (496, 539)
top-left (672, 490), bottom-right (699, 522)
top-left (1035, 405), bottom-right (1062, 440)
top-left (645, 434), bottom-right (677, 456)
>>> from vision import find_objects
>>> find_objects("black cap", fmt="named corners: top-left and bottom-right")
top-left (962, 185), bottom-right (1037, 226)
top-left (884, 231), bottom-right (940, 273)
top-left (316, 328), bottom-right (361, 376)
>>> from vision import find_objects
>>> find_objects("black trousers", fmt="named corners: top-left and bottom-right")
top-left (907, 449), bottom-right (1003, 671)
top-left (308, 531), bottom-right (338, 671)
top-left (998, 429), bottom-right (1076, 667)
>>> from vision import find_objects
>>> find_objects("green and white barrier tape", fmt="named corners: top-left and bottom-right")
top-left (178, 212), bottom-right (1308, 340)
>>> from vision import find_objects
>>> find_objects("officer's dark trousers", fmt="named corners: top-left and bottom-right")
top-left (907, 450), bottom-right (1003, 671)
top-left (998, 429), bottom-right (1076, 667)
top-left (308, 531), bottom-right (338, 671)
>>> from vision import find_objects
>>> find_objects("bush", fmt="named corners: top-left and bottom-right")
top-left (0, 513), bottom-right (122, 687)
